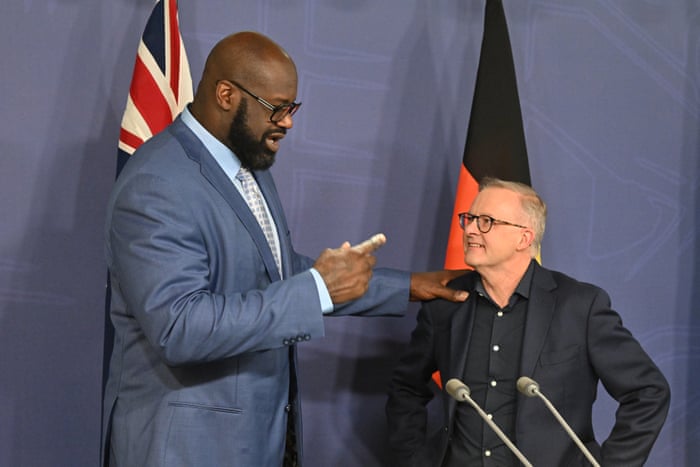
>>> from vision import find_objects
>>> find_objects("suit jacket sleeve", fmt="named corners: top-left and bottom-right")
top-left (108, 171), bottom-right (327, 366)
top-left (586, 287), bottom-right (670, 466)
top-left (331, 267), bottom-right (410, 317)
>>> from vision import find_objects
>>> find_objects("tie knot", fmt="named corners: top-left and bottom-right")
top-left (237, 167), bottom-right (253, 182)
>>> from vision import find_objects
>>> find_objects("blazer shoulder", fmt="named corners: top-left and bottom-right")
top-left (447, 269), bottom-right (478, 290)
top-left (119, 126), bottom-right (190, 177)
top-left (538, 265), bottom-right (609, 302)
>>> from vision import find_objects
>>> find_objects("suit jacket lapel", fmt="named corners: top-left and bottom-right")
top-left (449, 298), bottom-right (477, 381)
top-left (520, 263), bottom-right (557, 378)
top-left (168, 118), bottom-right (282, 282)
top-left (446, 298), bottom-right (476, 418)
top-left (444, 273), bottom-right (479, 418)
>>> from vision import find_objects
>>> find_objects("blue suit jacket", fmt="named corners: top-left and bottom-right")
top-left (386, 263), bottom-right (670, 467)
top-left (102, 117), bottom-right (410, 467)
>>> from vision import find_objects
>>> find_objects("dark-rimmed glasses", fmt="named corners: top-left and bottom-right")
top-left (223, 79), bottom-right (301, 123)
top-left (458, 212), bottom-right (528, 234)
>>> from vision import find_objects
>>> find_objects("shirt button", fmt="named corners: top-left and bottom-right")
top-left (492, 345), bottom-right (500, 352)
top-left (497, 311), bottom-right (504, 317)
top-left (490, 380), bottom-right (497, 387)
top-left (484, 450), bottom-right (492, 457)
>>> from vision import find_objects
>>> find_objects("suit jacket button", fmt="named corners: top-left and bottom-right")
top-left (283, 339), bottom-right (290, 345)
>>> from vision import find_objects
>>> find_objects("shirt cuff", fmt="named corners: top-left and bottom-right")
top-left (310, 267), bottom-right (334, 314)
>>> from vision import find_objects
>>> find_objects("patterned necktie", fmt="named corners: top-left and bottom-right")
top-left (236, 168), bottom-right (282, 274)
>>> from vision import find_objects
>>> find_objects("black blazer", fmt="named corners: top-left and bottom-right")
top-left (386, 262), bottom-right (670, 467)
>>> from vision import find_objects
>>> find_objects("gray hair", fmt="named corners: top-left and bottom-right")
top-left (479, 177), bottom-right (546, 257)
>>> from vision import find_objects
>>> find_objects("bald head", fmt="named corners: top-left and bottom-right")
top-left (190, 31), bottom-right (298, 139)
top-left (202, 31), bottom-right (296, 90)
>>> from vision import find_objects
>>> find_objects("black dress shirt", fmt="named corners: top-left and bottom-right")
top-left (443, 262), bottom-right (535, 467)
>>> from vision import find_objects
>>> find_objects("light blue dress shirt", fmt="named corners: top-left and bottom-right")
top-left (180, 107), bottom-right (333, 313)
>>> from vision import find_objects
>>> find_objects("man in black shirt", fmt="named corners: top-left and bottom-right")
top-left (386, 177), bottom-right (670, 466)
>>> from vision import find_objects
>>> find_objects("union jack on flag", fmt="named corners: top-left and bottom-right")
top-left (117, 0), bottom-right (193, 174)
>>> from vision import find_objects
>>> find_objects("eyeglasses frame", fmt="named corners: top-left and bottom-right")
top-left (458, 212), bottom-right (528, 234)
top-left (221, 79), bottom-right (301, 123)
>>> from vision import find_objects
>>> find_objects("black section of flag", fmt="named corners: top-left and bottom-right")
top-left (463, 0), bottom-right (530, 186)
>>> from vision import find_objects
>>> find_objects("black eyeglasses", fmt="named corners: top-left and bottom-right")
top-left (458, 212), bottom-right (528, 234)
top-left (223, 79), bottom-right (301, 123)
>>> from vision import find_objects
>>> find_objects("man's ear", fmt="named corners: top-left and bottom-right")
top-left (216, 80), bottom-right (238, 111)
top-left (517, 228), bottom-right (535, 252)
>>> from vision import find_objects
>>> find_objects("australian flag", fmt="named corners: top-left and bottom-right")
top-left (117, 0), bottom-right (192, 175)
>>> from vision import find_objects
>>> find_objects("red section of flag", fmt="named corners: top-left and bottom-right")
top-left (119, 128), bottom-right (144, 151)
top-left (167, 0), bottom-right (181, 95)
top-left (129, 55), bottom-right (174, 136)
top-left (444, 166), bottom-right (480, 270)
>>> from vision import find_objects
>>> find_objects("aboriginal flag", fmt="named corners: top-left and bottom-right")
top-left (444, 0), bottom-right (531, 270)
top-left (434, 0), bottom-right (531, 388)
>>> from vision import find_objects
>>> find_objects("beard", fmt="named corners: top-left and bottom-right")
top-left (227, 99), bottom-right (281, 171)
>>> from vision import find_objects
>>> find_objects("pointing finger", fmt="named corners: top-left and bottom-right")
top-left (352, 233), bottom-right (387, 254)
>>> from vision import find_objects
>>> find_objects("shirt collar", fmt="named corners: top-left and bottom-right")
top-left (474, 259), bottom-right (536, 307)
top-left (180, 105), bottom-right (242, 179)
top-left (514, 260), bottom-right (536, 299)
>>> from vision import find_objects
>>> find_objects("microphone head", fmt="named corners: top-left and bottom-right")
top-left (516, 376), bottom-right (540, 397)
top-left (445, 378), bottom-right (470, 401)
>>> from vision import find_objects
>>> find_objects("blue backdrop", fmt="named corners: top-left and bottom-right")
top-left (0, 1), bottom-right (697, 465)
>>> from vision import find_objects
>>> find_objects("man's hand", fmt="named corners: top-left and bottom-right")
top-left (409, 270), bottom-right (469, 302)
top-left (313, 233), bottom-right (386, 304)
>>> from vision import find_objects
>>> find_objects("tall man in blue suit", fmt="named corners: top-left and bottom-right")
top-left (386, 178), bottom-right (670, 466)
top-left (102, 31), bottom-right (467, 467)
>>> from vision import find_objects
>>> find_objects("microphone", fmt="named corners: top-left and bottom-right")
top-left (445, 379), bottom-right (533, 467)
top-left (517, 377), bottom-right (600, 467)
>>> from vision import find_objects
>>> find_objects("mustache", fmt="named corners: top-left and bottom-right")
top-left (263, 128), bottom-right (286, 138)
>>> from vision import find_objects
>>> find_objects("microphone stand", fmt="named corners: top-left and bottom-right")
top-left (446, 379), bottom-right (533, 467)
top-left (517, 377), bottom-right (600, 467)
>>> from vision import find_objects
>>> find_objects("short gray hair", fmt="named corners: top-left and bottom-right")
top-left (479, 177), bottom-right (546, 257)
